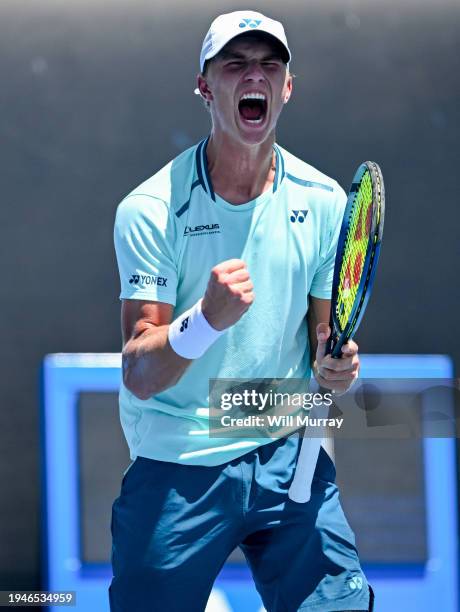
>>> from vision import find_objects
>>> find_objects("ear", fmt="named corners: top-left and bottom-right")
top-left (196, 74), bottom-right (213, 102)
top-left (283, 73), bottom-right (293, 104)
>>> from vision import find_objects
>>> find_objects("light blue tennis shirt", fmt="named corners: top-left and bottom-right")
top-left (114, 138), bottom-right (346, 465)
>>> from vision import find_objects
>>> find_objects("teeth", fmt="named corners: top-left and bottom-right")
top-left (240, 92), bottom-right (266, 102)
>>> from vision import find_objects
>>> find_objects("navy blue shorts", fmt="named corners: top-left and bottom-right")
top-left (109, 436), bottom-right (371, 611)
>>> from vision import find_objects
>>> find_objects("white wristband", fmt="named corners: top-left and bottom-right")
top-left (168, 299), bottom-right (224, 359)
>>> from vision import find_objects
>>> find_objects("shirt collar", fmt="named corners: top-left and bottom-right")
top-left (195, 137), bottom-right (285, 202)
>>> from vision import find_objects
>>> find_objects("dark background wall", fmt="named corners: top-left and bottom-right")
top-left (0, 0), bottom-right (459, 594)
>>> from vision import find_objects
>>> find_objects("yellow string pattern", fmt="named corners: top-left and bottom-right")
top-left (336, 170), bottom-right (373, 330)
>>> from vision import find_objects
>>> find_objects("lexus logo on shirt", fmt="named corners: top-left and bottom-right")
top-left (184, 223), bottom-right (220, 237)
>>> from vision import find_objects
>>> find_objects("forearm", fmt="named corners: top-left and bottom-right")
top-left (121, 259), bottom-right (253, 401)
top-left (122, 325), bottom-right (191, 400)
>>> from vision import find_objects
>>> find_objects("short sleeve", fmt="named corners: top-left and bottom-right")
top-left (114, 194), bottom-right (178, 305)
top-left (309, 184), bottom-right (347, 299)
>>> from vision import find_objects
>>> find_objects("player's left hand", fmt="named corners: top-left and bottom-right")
top-left (312, 322), bottom-right (359, 394)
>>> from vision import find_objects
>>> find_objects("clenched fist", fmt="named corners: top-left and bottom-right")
top-left (201, 259), bottom-right (254, 331)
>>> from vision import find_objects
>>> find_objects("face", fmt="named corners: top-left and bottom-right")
top-left (197, 35), bottom-right (293, 145)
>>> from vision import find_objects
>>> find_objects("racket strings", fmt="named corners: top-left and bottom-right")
top-left (345, 166), bottom-right (383, 336)
top-left (336, 170), bottom-right (373, 329)
top-left (347, 230), bottom-right (379, 335)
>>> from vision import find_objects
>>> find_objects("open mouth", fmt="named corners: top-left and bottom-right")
top-left (238, 92), bottom-right (267, 124)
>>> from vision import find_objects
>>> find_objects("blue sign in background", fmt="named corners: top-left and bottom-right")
top-left (41, 354), bottom-right (458, 611)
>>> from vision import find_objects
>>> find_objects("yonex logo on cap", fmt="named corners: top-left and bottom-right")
top-left (290, 210), bottom-right (308, 223)
top-left (239, 18), bottom-right (262, 29)
top-left (179, 317), bottom-right (190, 332)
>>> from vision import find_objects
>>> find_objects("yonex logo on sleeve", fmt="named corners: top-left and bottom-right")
top-left (239, 18), bottom-right (262, 29)
top-left (290, 210), bottom-right (308, 223)
top-left (179, 317), bottom-right (189, 332)
top-left (129, 274), bottom-right (168, 287)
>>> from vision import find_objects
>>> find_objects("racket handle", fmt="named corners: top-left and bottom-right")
top-left (288, 402), bottom-right (329, 503)
top-left (288, 317), bottom-right (339, 504)
top-left (290, 319), bottom-right (335, 503)
top-left (288, 436), bottom-right (323, 503)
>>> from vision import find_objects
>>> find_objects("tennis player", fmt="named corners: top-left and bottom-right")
top-left (110, 10), bottom-right (373, 612)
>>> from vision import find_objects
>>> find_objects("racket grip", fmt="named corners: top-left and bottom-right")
top-left (288, 402), bottom-right (329, 503)
top-left (288, 436), bottom-right (323, 503)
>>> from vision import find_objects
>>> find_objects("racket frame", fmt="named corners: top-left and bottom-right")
top-left (328, 161), bottom-right (385, 357)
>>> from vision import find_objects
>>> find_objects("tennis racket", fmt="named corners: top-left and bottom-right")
top-left (288, 161), bottom-right (385, 503)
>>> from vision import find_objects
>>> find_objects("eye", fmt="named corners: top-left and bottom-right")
top-left (262, 61), bottom-right (281, 69)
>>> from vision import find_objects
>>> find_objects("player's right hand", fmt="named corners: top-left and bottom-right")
top-left (201, 259), bottom-right (254, 331)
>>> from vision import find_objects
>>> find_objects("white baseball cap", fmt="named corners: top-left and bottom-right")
top-left (199, 10), bottom-right (291, 73)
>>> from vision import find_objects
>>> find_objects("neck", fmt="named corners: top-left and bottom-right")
top-left (206, 130), bottom-right (276, 205)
